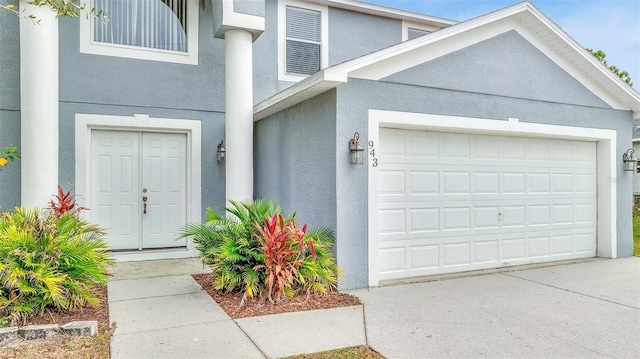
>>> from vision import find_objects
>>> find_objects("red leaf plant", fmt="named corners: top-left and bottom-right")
top-left (253, 214), bottom-right (316, 303)
top-left (49, 185), bottom-right (88, 218)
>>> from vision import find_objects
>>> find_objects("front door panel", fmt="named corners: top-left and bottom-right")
top-left (91, 130), bottom-right (187, 250)
top-left (141, 132), bottom-right (187, 248)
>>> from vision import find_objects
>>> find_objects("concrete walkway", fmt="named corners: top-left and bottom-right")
top-left (108, 259), bottom-right (365, 359)
top-left (108, 257), bottom-right (639, 359)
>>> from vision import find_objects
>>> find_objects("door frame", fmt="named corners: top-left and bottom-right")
top-left (75, 113), bottom-right (202, 261)
top-left (367, 109), bottom-right (617, 286)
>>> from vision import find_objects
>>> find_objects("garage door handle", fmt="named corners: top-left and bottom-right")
top-left (142, 189), bottom-right (148, 215)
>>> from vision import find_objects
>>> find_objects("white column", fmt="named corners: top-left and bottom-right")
top-left (224, 30), bottom-right (254, 204)
top-left (19, 0), bottom-right (59, 208)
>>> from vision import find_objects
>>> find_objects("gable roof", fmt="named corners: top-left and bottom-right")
top-left (255, 1), bottom-right (640, 120)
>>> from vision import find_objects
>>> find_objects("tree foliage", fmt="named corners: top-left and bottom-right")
top-left (588, 48), bottom-right (633, 87)
top-left (1, 0), bottom-right (105, 24)
top-left (0, 145), bottom-right (20, 172)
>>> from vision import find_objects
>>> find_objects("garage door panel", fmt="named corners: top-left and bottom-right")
top-left (552, 234), bottom-right (573, 255)
top-left (526, 141), bottom-right (551, 161)
top-left (502, 238), bottom-right (526, 260)
top-left (442, 243), bottom-right (470, 267)
top-left (528, 173), bottom-right (551, 193)
top-left (410, 245), bottom-right (439, 269)
top-left (409, 208), bottom-right (439, 232)
top-left (378, 170), bottom-right (405, 195)
top-left (442, 172), bottom-right (471, 194)
top-left (443, 208), bottom-right (471, 231)
top-left (440, 134), bottom-right (470, 159)
top-left (378, 247), bottom-right (406, 273)
top-left (375, 128), bottom-right (597, 281)
top-left (575, 232), bottom-right (597, 253)
top-left (472, 137), bottom-right (500, 159)
top-left (528, 236), bottom-right (551, 257)
top-left (474, 172), bottom-right (500, 194)
top-left (473, 240), bottom-right (500, 263)
top-left (377, 208), bottom-right (406, 234)
top-left (409, 171), bottom-right (439, 194)
top-left (408, 132), bottom-right (439, 157)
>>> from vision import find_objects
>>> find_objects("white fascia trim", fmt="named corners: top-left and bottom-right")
top-left (264, 1), bottom-right (639, 118)
top-left (74, 113), bottom-right (202, 253)
top-left (513, 5), bottom-right (640, 113)
top-left (367, 110), bottom-right (618, 286)
top-left (306, 0), bottom-right (456, 27)
top-left (79, 0), bottom-right (199, 65)
top-left (278, 0), bottom-right (329, 82)
top-left (254, 69), bottom-right (346, 120)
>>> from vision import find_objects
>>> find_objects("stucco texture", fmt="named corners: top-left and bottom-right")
top-left (260, 30), bottom-right (635, 289)
top-left (254, 90), bottom-right (337, 236)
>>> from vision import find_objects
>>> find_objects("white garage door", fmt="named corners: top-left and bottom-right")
top-left (376, 128), bottom-right (597, 281)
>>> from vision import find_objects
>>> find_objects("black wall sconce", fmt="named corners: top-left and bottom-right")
top-left (217, 139), bottom-right (226, 163)
top-left (623, 148), bottom-right (637, 172)
top-left (349, 132), bottom-right (364, 165)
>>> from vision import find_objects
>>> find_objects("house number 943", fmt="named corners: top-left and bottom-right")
top-left (369, 141), bottom-right (378, 167)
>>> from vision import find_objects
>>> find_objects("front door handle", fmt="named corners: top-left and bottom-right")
top-left (142, 188), bottom-right (148, 214)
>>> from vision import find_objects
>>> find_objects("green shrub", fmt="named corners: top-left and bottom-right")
top-left (180, 199), bottom-right (341, 303)
top-left (0, 207), bottom-right (113, 325)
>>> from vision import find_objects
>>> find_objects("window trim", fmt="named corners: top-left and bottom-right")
top-left (278, 0), bottom-right (328, 82)
top-left (80, 0), bottom-right (199, 65)
top-left (402, 20), bottom-right (439, 41)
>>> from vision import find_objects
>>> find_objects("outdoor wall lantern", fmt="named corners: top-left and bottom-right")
top-left (349, 132), bottom-right (364, 165)
top-left (216, 139), bottom-right (226, 163)
top-left (623, 148), bottom-right (637, 172)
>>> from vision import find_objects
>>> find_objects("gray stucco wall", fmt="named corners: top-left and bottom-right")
top-left (0, 12), bottom-right (20, 209)
top-left (333, 77), bottom-right (633, 288)
top-left (253, 1), bottom-right (404, 103)
top-left (254, 90), bottom-right (337, 240)
top-left (0, 5), bottom-right (228, 214)
top-left (55, 5), bottom-right (227, 217)
top-left (328, 7), bottom-right (401, 66)
top-left (58, 9), bottom-right (225, 112)
top-left (233, 0), bottom-right (265, 17)
top-left (319, 30), bottom-right (635, 289)
top-left (383, 31), bottom-right (610, 108)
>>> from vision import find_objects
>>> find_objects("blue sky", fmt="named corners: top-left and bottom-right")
top-left (365, 0), bottom-right (640, 85)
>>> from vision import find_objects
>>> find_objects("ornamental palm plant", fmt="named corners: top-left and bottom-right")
top-left (179, 199), bottom-right (283, 300)
top-left (0, 207), bottom-right (113, 325)
top-left (181, 199), bottom-right (342, 304)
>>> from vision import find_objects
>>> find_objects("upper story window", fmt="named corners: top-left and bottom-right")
top-left (278, 0), bottom-right (328, 82)
top-left (80, 0), bottom-right (199, 65)
top-left (407, 28), bottom-right (430, 40)
top-left (402, 21), bottom-right (439, 42)
top-left (286, 6), bottom-right (321, 76)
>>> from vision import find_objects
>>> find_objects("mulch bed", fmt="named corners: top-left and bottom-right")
top-left (12, 286), bottom-right (109, 327)
top-left (192, 273), bottom-right (361, 319)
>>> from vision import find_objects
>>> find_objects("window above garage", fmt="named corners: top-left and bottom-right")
top-left (402, 20), bottom-right (439, 41)
top-left (80, 0), bottom-right (199, 65)
top-left (278, 0), bottom-right (328, 82)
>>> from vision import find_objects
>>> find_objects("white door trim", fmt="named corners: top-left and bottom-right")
top-left (367, 109), bottom-right (617, 287)
top-left (75, 113), bottom-right (202, 261)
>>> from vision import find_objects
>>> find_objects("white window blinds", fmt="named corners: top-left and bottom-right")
top-left (286, 6), bottom-right (321, 76)
top-left (94, 0), bottom-right (188, 52)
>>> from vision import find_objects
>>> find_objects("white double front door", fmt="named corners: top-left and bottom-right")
top-left (91, 130), bottom-right (187, 250)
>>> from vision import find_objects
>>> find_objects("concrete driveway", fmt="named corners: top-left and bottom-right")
top-left (351, 258), bottom-right (639, 358)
